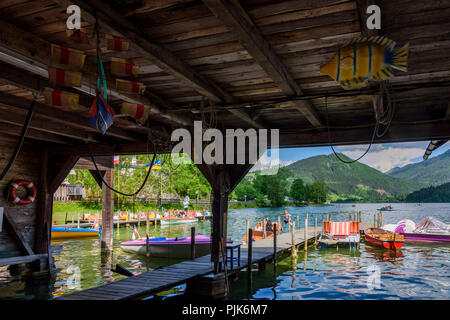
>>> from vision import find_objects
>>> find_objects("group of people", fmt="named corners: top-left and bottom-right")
top-left (254, 210), bottom-right (293, 233)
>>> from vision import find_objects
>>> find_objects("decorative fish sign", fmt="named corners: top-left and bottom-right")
top-left (320, 36), bottom-right (409, 90)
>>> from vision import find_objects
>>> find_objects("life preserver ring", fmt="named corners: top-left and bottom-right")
top-left (9, 180), bottom-right (37, 205)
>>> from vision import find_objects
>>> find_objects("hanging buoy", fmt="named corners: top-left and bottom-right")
top-left (9, 180), bottom-right (37, 205)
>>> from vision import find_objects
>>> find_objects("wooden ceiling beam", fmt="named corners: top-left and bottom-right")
top-left (0, 122), bottom-right (73, 145)
top-left (0, 90), bottom-right (143, 142)
top-left (52, 0), bottom-right (264, 128)
top-left (203, 0), bottom-right (323, 128)
top-left (0, 18), bottom-right (192, 127)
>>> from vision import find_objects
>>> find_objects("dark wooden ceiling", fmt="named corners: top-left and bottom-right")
top-left (0, 0), bottom-right (449, 152)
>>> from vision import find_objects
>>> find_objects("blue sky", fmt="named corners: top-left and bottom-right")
top-left (274, 141), bottom-right (450, 173)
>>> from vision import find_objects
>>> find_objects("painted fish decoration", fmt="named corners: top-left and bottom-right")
top-left (320, 36), bottom-right (409, 90)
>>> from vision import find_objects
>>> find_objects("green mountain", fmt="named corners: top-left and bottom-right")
top-left (387, 149), bottom-right (450, 186)
top-left (283, 153), bottom-right (420, 202)
top-left (405, 182), bottom-right (450, 202)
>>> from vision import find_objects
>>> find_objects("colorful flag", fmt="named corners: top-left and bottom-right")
top-left (120, 102), bottom-right (150, 123)
top-left (116, 79), bottom-right (146, 94)
top-left (51, 44), bottom-right (86, 68)
top-left (110, 57), bottom-right (139, 76)
top-left (145, 159), bottom-right (162, 171)
top-left (48, 67), bottom-right (82, 87)
top-left (132, 225), bottom-right (138, 240)
top-left (106, 34), bottom-right (130, 52)
top-left (43, 87), bottom-right (79, 109)
top-left (88, 93), bottom-right (116, 134)
top-left (113, 155), bottom-right (119, 165)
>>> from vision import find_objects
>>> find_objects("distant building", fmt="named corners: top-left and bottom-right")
top-left (54, 179), bottom-right (86, 201)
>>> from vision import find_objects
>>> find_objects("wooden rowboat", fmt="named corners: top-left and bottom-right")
top-left (364, 227), bottom-right (404, 250)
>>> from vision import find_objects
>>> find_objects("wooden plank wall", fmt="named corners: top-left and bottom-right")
top-left (0, 137), bottom-right (42, 259)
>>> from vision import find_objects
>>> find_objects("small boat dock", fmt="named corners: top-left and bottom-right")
top-left (58, 222), bottom-right (371, 300)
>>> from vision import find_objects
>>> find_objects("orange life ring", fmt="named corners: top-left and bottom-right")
top-left (9, 180), bottom-right (37, 205)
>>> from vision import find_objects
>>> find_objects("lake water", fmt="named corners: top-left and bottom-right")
top-left (0, 203), bottom-right (449, 300)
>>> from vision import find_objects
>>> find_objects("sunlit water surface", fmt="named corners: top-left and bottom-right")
top-left (0, 203), bottom-right (448, 299)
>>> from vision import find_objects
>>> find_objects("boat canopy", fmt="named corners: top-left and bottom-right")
top-left (413, 216), bottom-right (450, 233)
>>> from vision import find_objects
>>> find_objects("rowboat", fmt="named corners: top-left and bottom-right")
top-left (160, 216), bottom-right (198, 225)
top-left (377, 205), bottom-right (393, 211)
top-left (383, 217), bottom-right (450, 243)
top-left (364, 227), bottom-right (404, 250)
top-left (120, 235), bottom-right (232, 258)
top-left (318, 221), bottom-right (360, 248)
top-left (51, 227), bottom-right (100, 239)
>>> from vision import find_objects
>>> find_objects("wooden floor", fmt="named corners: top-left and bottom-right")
top-left (58, 222), bottom-right (371, 300)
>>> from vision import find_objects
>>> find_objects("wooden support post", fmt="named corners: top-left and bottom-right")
top-left (304, 217), bottom-right (308, 251)
top-left (248, 228), bottom-right (253, 285)
top-left (146, 212), bottom-right (149, 235)
top-left (137, 211), bottom-right (141, 227)
top-left (349, 213), bottom-right (351, 221)
top-left (77, 214), bottom-right (80, 228)
top-left (273, 223), bottom-right (277, 265)
top-left (263, 218), bottom-right (266, 239)
top-left (291, 222), bottom-right (297, 258)
top-left (154, 210), bottom-right (157, 225)
top-left (379, 212), bottom-right (383, 227)
top-left (146, 235), bottom-right (150, 258)
top-left (245, 219), bottom-right (249, 244)
top-left (374, 214), bottom-right (377, 227)
top-left (314, 216), bottom-right (317, 244)
top-left (101, 168), bottom-right (114, 250)
top-left (297, 215), bottom-right (299, 232)
top-left (116, 212), bottom-right (120, 234)
top-left (190, 227), bottom-right (196, 260)
top-left (278, 216), bottom-right (281, 231)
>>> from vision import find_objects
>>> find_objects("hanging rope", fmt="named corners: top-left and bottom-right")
top-left (375, 81), bottom-right (395, 138)
top-left (325, 95), bottom-right (379, 164)
top-left (0, 99), bottom-right (36, 181)
top-left (87, 143), bottom-right (158, 197)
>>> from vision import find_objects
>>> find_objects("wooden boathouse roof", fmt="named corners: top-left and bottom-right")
top-left (0, 0), bottom-right (449, 152)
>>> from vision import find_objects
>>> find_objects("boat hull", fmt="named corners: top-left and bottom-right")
top-left (365, 234), bottom-right (404, 250)
top-left (51, 227), bottom-right (100, 239)
top-left (403, 232), bottom-right (450, 243)
top-left (318, 233), bottom-right (360, 248)
top-left (121, 242), bottom-right (211, 258)
top-left (160, 217), bottom-right (197, 225)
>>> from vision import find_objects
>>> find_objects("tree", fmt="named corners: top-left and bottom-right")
top-left (290, 178), bottom-right (306, 202)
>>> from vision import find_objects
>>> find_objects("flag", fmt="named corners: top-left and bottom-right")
top-left (132, 225), bottom-right (138, 240)
top-left (110, 57), bottom-right (139, 76)
top-left (48, 67), bottom-right (82, 87)
top-left (116, 79), bottom-right (146, 94)
top-left (88, 94), bottom-right (116, 134)
top-left (113, 155), bottom-right (119, 165)
top-left (93, 218), bottom-right (99, 230)
top-left (120, 102), bottom-right (150, 123)
top-left (43, 87), bottom-right (79, 109)
top-left (145, 159), bottom-right (161, 171)
top-left (51, 44), bottom-right (86, 68)
top-left (106, 34), bottom-right (130, 52)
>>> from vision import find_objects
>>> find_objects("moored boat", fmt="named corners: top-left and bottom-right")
top-left (51, 227), bottom-right (100, 239)
top-left (160, 216), bottom-right (198, 225)
top-left (378, 205), bottom-right (393, 211)
top-left (120, 235), bottom-right (232, 258)
top-left (364, 227), bottom-right (404, 250)
top-left (318, 221), bottom-right (360, 248)
top-left (383, 216), bottom-right (450, 243)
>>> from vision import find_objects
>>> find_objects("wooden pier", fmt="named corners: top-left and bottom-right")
top-left (57, 222), bottom-right (371, 300)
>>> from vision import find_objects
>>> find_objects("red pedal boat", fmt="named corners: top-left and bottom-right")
top-left (365, 227), bottom-right (404, 250)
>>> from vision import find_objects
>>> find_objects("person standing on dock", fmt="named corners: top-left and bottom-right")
top-left (282, 210), bottom-right (292, 230)
top-left (183, 192), bottom-right (190, 216)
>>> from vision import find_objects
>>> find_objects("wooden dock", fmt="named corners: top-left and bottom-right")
top-left (57, 227), bottom-right (315, 300)
top-left (57, 222), bottom-right (372, 300)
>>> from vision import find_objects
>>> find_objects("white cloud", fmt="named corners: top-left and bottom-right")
top-left (249, 152), bottom-right (293, 174)
top-left (335, 144), bottom-right (425, 172)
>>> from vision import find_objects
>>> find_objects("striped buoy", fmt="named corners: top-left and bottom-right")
top-left (9, 180), bottom-right (37, 205)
